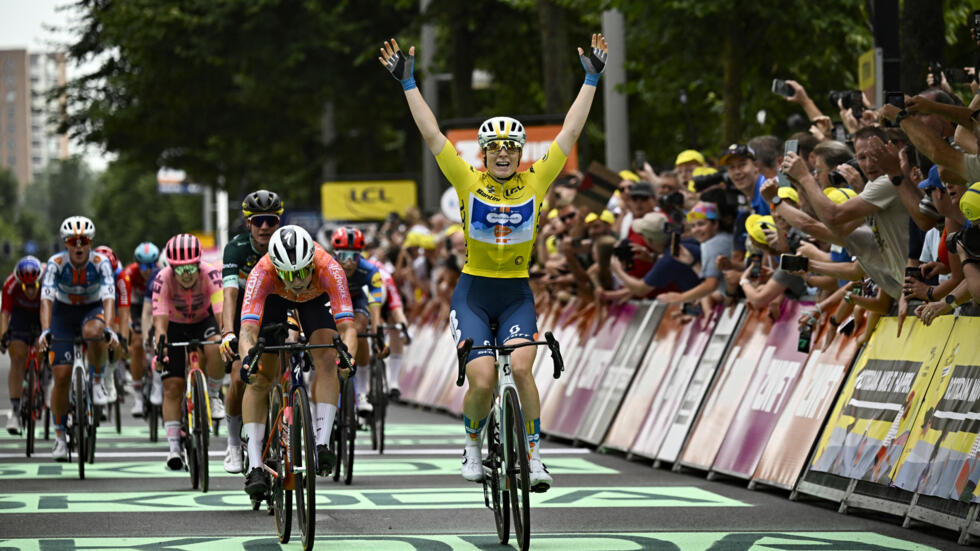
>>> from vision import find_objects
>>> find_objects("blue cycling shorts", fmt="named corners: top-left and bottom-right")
top-left (49, 301), bottom-right (104, 366)
top-left (449, 274), bottom-right (537, 363)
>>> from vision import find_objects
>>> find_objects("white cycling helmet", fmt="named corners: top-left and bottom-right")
top-left (59, 216), bottom-right (96, 240)
top-left (269, 225), bottom-right (316, 273)
top-left (477, 116), bottom-right (527, 149)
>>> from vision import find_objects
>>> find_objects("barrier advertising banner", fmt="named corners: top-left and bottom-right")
top-left (890, 316), bottom-right (980, 501)
top-left (401, 320), bottom-right (439, 403)
top-left (657, 304), bottom-right (745, 463)
top-left (808, 316), bottom-right (950, 483)
top-left (541, 305), bottom-right (598, 429)
top-left (548, 303), bottom-right (637, 439)
top-left (711, 300), bottom-right (811, 478)
top-left (577, 302), bottom-right (663, 445)
top-left (752, 323), bottom-right (862, 489)
top-left (630, 311), bottom-right (715, 460)
top-left (602, 305), bottom-right (686, 452)
top-left (678, 309), bottom-right (771, 470)
top-left (534, 300), bottom-right (581, 407)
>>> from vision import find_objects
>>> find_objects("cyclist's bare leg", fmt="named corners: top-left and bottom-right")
top-left (129, 332), bottom-right (144, 384)
top-left (201, 334), bottom-right (225, 408)
top-left (352, 313), bottom-right (370, 398)
top-left (162, 374), bottom-right (185, 462)
top-left (241, 352), bottom-right (279, 469)
top-left (49, 363), bottom-right (71, 443)
top-left (8, 340), bottom-right (26, 404)
top-left (82, 318), bottom-right (107, 377)
top-left (462, 355), bottom-right (497, 443)
top-left (309, 327), bottom-right (341, 447)
top-left (505, 339), bottom-right (546, 466)
top-left (225, 358), bottom-right (244, 432)
top-left (386, 308), bottom-right (408, 391)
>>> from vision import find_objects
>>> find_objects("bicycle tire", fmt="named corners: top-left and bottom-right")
top-left (25, 357), bottom-right (37, 457)
top-left (292, 386), bottom-right (316, 551)
top-left (191, 369), bottom-right (210, 493)
top-left (44, 406), bottom-right (50, 441)
top-left (342, 376), bottom-right (356, 485)
top-left (503, 386), bottom-right (531, 551)
top-left (73, 369), bottom-right (86, 480)
top-left (86, 404), bottom-right (98, 465)
top-left (269, 386), bottom-right (291, 542)
top-left (331, 414), bottom-right (341, 482)
top-left (148, 403), bottom-right (159, 443)
top-left (370, 358), bottom-right (387, 454)
top-left (185, 397), bottom-right (199, 490)
top-left (113, 395), bottom-right (121, 434)
top-left (486, 408), bottom-right (510, 544)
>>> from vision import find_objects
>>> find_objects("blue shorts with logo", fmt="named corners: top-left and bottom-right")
top-left (9, 308), bottom-right (41, 343)
top-left (50, 301), bottom-right (105, 366)
top-left (449, 274), bottom-right (537, 363)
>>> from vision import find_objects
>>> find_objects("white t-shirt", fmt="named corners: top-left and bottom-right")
top-left (856, 175), bottom-right (909, 298)
top-left (919, 227), bottom-right (951, 283)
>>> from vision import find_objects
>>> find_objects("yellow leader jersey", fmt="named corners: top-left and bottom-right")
top-left (435, 139), bottom-right (568, 278)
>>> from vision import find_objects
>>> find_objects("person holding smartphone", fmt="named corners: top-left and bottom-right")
top-left (657, 202), bottom-right (732, 306)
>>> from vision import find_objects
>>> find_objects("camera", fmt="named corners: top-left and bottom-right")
top-left (827, 158), bottom-right (865, 188)
top-left (691, 171), bottom-right (728, 193)
top-left (612, 238), bottom-right (634, 265)
top-left (828, 90), bottom-right (863, 119)
top-left (930, 62), bottom-right (970, 85)
top-left (657, 191), bottom-right (687, 224)
top-left (947, 224), bottom-right (980, 259)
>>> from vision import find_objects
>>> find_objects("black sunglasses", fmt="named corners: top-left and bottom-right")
top-left (249, 215), bottom-right (280, 228)
top-left (560, 212), bottom-right (578, 223)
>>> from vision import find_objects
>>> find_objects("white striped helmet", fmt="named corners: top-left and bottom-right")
top-left (477, 116), bottom-right (526, 149)
top-left (59, 216), bottom-right (95, 240)
top-left (269, 225), bottom-right (315, 273)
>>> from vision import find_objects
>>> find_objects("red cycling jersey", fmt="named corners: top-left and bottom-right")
top-left (1, 274), bottom-right (41, 314)
top-left (241, 244), bottom-right (354, 327)
top-left (116, 262), bottom-right (149, 308)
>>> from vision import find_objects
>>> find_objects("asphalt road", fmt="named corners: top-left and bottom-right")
top-left (0, 353), bottom-right (968, 550)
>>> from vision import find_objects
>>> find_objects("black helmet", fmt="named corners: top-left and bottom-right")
top-left (242, 190), bottom-right (284, 216)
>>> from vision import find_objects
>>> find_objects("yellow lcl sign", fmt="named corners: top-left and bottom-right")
top-left (321, 180), bottom-right (418, 221)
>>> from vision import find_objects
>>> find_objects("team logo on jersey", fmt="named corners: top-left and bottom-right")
top-left (468, 195), bottom-right (535, 246)
top-left (371, 272), bottom-right (383, 289)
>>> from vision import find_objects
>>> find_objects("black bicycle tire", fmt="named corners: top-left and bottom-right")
top-left (113, 393), bottom-right (122, 434)
top-left (487, 409), bottom-right (509, 544)
top-left (371, 359), bottom-right (388, 454)
top-left (504, 387), bottom-right (531, 551)
top-left (331, 414), bottom-right (341, 482)
top-left (43, 405), bottom-right (50, 441)
top-left (342, 376), bottom-right (356, 485)
top-left (73, 370), bottom-right (85, 480)
top-left (191, 370), bottom-right (210, 493)
top-left (25, 358), bottom-right (37, 457)
top-left (292, 386), bottom-right (316, 551)
top-left (186, 393), bottom-right (199, 490)
top-left (269, 386), bottom-right (291, 543)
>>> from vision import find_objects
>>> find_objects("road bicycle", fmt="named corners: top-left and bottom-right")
top-left (331, 360), bottom-right (357, 486)
top-left (156, 338), bottom-right (220, 492)
top-left (242, 322), bottom-right (352, 551)
top-left (51, 333), bottom-right (112, 480)
top-left (11, 330), bottom-right (47, 457)
top-left (362, 323), bottom-right (411, 455)
top-left (455, 329), bottom-right (564, 551)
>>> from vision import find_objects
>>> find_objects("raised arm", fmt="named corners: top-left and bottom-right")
top-left (379, 39), bottom-right (447, 155)
top-left (555, 33), bottom-right (609, 155)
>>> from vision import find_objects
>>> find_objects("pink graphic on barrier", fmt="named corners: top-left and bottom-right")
top-left (711, 300), bottom-right (810, 477)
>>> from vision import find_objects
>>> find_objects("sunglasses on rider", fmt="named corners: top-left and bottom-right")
top-left (485, 140), bottom-right (522, 153)
top-left (336, 250), bottom-right (360, 262)
top-left (249, 215), bottom-right (280, 228)
top-left (277, 266), bottom-right (312, 282)
top-left (64, 236), bottom-right (91, 247)
top-left (138, 262), bottom-right (156, 271)
top-left (173, 263), bottom-right (199, 276)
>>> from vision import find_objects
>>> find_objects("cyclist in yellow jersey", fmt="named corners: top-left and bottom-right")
top-left (380, 33), bottom-right (608, 491)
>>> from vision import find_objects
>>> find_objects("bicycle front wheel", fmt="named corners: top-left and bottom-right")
top-left (73, 370), bottom-right (86, 480)
top-left (342, 376), bottom-right (356, 485)
top-left (190, 369), bottom-right (210, 492)
top-left (503, 386), bottom-right (531, 551)
top-left (269, 387), bottom-right (291, 543)
top-left (292, 387), bottom-right (316, 551)
top-left (487, 408), bottom-right (510, 544)
top-left (370, 359), bottom-right (387, 454)
top-left (24, 357), bottom-right (38, 457)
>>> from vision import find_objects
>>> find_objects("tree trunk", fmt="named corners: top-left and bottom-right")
top-left (899, 0), bottom-right (945, 94)
top-left (538, 0), bottom-right (572, 113)
top-left (446, 2), bottom-right (475, 118)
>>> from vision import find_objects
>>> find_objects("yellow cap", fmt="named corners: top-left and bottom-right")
top-left (777, 187), bottom-right (799, 204)
top-left (547, 208), bottom-right (559, 220)
top-left (961, 182), bottom-right (980, 221)
top-left (585, 210), bottom-right (615, 225)
top-left (823, 187), bottom-right (857, 205)
top-left (418, 234), bottom-right (436, 250)
top-left (584, 212), bottom-right (598, 224)
top-left (445, 224), bottom-right (463, 236)
top-left (688, 166), bottom-right (718, 193)
top-left (675, 149), bottom-right (706, 167)
top-left (619, 170), bottom-right (640, 182)
top-left (745, 214), bottom-right (776, 245)
top-left (545, 234), bottom-right (558, 255)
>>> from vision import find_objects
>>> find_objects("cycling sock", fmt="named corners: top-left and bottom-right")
top-left (226, 415), bottom-right (242, 448)
top-left (132, 380), bottom-right (143, 392)
top-left (165, 421), bottom-right (181, 454)
top-left (526, 418), bottom-right (541, 460)
top-left (207, 377), bottom-right (223, 399)
top-left (10, 398), bottom-right (19, 416)
top-left (355, 363), bottom-right (370, 395)
top-left (245, 422), bottom-right (265, 468)
top-left (387, 354), bottom-right (402, 388)
top-left (55, 420), bottom-right (66, 440)
top-left (315, 402), bottom-right (337, 446)
top-left (463, 415), bottom-right (487, 446)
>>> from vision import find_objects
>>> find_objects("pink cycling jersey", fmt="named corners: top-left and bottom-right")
top-left (240, 244), bottom-right (354, 327)
top-left (366, 258), bottom-right (403, 310)
top-left (151, 262), bottom-right (223, 324)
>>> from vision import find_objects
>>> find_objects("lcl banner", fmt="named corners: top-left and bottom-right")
top-left (808, 316), bottom-right (948, 483)
top-left (445, 124), bottom-right (578, 173)
top-left (321, 180), bottom-right (418, 221)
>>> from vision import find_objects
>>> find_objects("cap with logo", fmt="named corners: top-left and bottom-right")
top-left (628, 181), bottom-right (655, 198)
top-left (719, 143), bottom-right (757, 166)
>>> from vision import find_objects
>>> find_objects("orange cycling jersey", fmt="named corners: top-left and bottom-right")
top-left (240, 244), bottom-right (354, 327)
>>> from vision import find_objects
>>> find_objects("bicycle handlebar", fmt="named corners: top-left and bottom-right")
top-left (245, 331), bottom-right (353, 377)
top-left (380, 322), bottom-right (412, 344)
top-left (455, 332), bottom-right (564, 387)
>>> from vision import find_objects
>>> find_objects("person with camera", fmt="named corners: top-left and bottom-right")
top-left (657, 202), bottom-right (732, 308)
top-left (612, 180), bottom-right (659, 280)
top-left (604, 211), bottom-right (700, 301)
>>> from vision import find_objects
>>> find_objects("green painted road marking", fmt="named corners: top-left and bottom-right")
top-left (0, 486), bottom-right (745, 513)
top-left (0, 457), bottom-right (616, 479)
top-left (0, 532), bottom-right (944, 550)
top-left (0, 423), bottom-right (462, 442)
top-left (0, 436), bottom-right (464, 450)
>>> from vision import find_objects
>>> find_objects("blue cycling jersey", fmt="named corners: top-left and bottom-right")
top-left (41, 251), bottom-right (116, 305)
top-left (347, 257), bottom-right (384, 305)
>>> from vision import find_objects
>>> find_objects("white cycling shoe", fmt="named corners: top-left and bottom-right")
top-left (357, 393), bottom-right (373, 415)
top-left (461, 446), bottom-right (484, 482)
top-left (92, 381), bottom-right (109, 406)
top-left (224, 445), bottom-right (243, 474)
top-left (209, 395), bottom-right (225, 420)
top-left (6, 414), bottom-right (21, 435)
top-left (130, 394), bottom-right (145, 417)
top-left (150, 372), bottom-right (163, 406)
top-left (528, 458), bottom-right (552, 493)
top-left (52, 438), bottom-right (69, 462)
top-left (103, 370), bottom-right (117, 403)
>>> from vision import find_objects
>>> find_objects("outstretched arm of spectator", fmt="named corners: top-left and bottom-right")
top-left (760, 180), bottom-right (843, 245)
top-left (783, 152), bottom-right (873, 233)
top-left (785, 80), bottom-right (825, 122)
top-left (657, 277), bottom-right (717, 305)
top-left (881, 104), bottom-right (966, 181)
top-left (738, 266), bottom-right (786, 311)
top-left (609, 256), bottom-right (652, 297)
top-left (866, 137), bottom-right (935, 231)
top-left (849, 287), bottom-right (893, 315)
top-left (906, 95), bottom-right (976, 128)
top-left (805, 259), bottom-right (865, 282)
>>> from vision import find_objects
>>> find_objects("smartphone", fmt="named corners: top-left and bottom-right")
top-left (885, 91), bottom-right (905, 109)
top-left (779, 253), bottom-right (809, 272)
top-left (748, 253), bottom-right (762, 279)
top-left (633, 150), bottom-right (647, 171)
top-left (905, 266), bottom-right (923, 282)
top-left (777, 139), bottom-right (798, 187)
top-left (771, 78), bottom-right (793, 97)
top-left (832, 122), bottom-right (848, 143)
top-left (681, 303), bottom-right (704, 317)
top-left (797, 321), bottom-right (814, 353)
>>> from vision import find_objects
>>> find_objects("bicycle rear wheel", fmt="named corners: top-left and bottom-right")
top-left (486, 408), bottom-right (510, 544)
top-left (341, 376), bottom-right (356, 485)
top-left (269, 387), bottom-right (291, 543)
top-left (370, 359), bottom-right (387, 454)
top-left (331, 415), bottom-right (341, 482)
top-left (292, 387), bottom-right (316, 551)
top-left (24, 357), bottom-right (38, 457)
top-left (113, 365), bottom-right (123, 434)
top-left (503, 387), bottom-right (531, 551)
top-left (190, 369), bottom-right (210, 492)
top-left (73, 370), bottom-right (86, 480)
